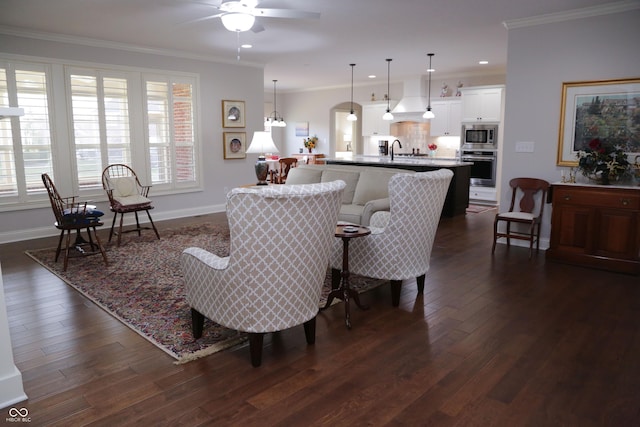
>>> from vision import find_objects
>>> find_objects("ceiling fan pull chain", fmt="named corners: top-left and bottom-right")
top-left (236, 30), bottom-right (241, 61)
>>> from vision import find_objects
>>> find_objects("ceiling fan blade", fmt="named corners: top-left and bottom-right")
top-left (251, 22), bottom-right (266, 33)
top-left (253, 8), bottom-right (320, 20)
top-left (183, 12), bottom-right (224, 24)
top-left (184, 0), bottom-right (223, 7)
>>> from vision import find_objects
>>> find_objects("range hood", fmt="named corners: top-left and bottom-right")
top-left (0, 107), bottom-right (25, 120)
top-left (391, 78), bottom-right (429, 121)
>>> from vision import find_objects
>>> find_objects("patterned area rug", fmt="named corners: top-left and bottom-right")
top-left (25, 223), bottom-right (385, 363)
top-left (466, 204), bottom-right (497, 214)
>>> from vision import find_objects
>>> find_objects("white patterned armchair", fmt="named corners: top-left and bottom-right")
top-left (181, 181), bottom-right (345, 366)
top-left (330, 170), bottom-right (453, 307)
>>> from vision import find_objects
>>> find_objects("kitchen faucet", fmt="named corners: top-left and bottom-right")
top-left (390, 139), bottom-right (402, 161)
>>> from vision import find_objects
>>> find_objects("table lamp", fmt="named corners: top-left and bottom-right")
top-left (246, 131), bottom-right (279, 185)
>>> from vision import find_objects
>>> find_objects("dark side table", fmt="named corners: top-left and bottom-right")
top-left (322, 224), bottom-right (371, 329)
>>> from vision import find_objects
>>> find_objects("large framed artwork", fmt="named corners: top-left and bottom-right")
top-left (223, 132), bottom-right (246, 159)
top-left (557, 78), bottom-right (640, 166)
top-left (222, 100), bottom-right (245, 128)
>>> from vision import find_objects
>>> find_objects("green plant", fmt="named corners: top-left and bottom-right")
top-left (576, 138), bottom-right (630, 182)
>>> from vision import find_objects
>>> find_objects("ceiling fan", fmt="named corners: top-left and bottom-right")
top-left (187, 0), bottom-right (320, 33)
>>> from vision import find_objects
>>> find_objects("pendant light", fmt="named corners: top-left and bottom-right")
top-left (423, 53), bottom-right (435, 119)
top-left (264, 80), bottom-right (287, 128)
top-left (347, 63), bottom-right (357, 121)
top-left (382, 58), bottom-right (394, 121)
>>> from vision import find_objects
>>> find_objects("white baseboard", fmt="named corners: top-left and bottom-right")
top-left (0, 203), bottom-right (226, 244)
top-left (495, 237), bottom-right (550, 251)
top-left (0, 367), bottom-right (27, 410)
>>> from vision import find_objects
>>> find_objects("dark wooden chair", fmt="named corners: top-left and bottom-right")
top-left (269, 157), bottom-right (298, 184)
top-left (102, 164), bottom-right (160, 246)
top-left (492, 177), bottom-right (550, 258)
top-left (42, 173), bottom-right (108, 271)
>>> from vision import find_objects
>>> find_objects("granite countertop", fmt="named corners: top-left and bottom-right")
top-left (326, 155), bottom-right (472, 167)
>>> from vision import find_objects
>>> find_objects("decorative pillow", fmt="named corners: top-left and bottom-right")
top-left (63, 205), bottom-right (104, 217)
top-left (112, 194), bottom-right (152, 209)
top-left (285, 167), bottom-right (323, 185)
top-left (113, 177), bottom-right (137, 197)
top-left (352, 169), bottom-right (395, 205)
top-left (321, 169), bottom-right (359, 204)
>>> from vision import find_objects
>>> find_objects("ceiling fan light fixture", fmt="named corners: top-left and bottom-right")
top-left (221, 12), bottom-right (255, 32)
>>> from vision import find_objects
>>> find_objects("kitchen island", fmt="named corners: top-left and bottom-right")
top-left (326, 156), bottom-right (472, 217)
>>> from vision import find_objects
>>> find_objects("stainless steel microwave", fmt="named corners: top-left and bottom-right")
top-left (461, 123), bottom-right (498, 149)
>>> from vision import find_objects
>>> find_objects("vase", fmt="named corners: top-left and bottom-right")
top-left (308, 148), bottom-right (313, 153)
top-left (429, 150), bottom-right (436, 158)
top-left (584, 171), bottom-right (613, 185)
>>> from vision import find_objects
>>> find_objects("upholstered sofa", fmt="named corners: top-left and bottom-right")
top-left (285, 164), bottom-right (415, 225)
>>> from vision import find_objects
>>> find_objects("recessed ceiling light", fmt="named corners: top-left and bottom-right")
top-left (368, 74), bottom-right (376, 79)
top-left (479, 60), bottom-right (489, 65)
top-left (241, 44), bottom-right (252, 49)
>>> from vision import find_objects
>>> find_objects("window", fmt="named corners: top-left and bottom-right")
top-left (68, 69), bottom-right (132, 190)
top-left (0, 61), bottom-right (53, 202)
top-left (0, 56), bottom-right (200, 211)
top-left (144, 78), bottom-right (196, 188)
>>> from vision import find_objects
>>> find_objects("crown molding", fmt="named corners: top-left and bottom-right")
top-left (503, 0), bottom-right (640, 29)
top-left (0, 25), bottom-right (264, 70)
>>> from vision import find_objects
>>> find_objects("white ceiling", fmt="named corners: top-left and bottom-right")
top-left (0, 0), bottom-right (614, 91)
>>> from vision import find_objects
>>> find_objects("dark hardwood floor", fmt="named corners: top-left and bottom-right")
top-left (2, 209), bottom-right (639, 426)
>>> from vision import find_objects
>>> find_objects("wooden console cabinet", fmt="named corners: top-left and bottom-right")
top-left (546, 183), bottom-right (640, 274)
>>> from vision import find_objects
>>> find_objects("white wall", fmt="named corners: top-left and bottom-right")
top-left (0, 34), bottom-right (264, 243)
top-left (501, 8), bottom-right (640, 244)
top-left (0, 264), bottom-right (27, 409)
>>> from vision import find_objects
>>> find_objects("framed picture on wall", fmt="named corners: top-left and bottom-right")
top-left (223, 132), bottom-right (246, 159)
top-left (295, 121), bottom-right (310, 137)
top-left (222, 100), bottom-right (245, 128)
top-left (556, 78), bottom-right (640, 166)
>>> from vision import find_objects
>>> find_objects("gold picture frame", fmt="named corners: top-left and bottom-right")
top-left (222, 100), bottom-right (245, 128)
top-left (223, 132), bottom-right (246, 159)
top-left (557, 77), bottom-right (640, 166)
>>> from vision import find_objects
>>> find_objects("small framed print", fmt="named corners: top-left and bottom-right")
top-left (222, 100), bottom-right (245, 128)
top-left (223, 132), bottom-right (246, 159)
top-left (295, 121), bottom-right (310, 137)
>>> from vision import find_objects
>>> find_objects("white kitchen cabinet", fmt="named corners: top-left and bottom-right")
top-left (460, 86), bottom-right (503, 122)
top-left (429, 99), bottom-right (462, 136)
top-left (362, 101), bottom-right (395, 136)
top-left (469, 186), bottom-right (497, 203)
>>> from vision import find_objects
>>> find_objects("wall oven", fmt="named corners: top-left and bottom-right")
top-left (461, 150), bottom-right (497, 187)
top-left (462, 123), bottom-right (498, 149)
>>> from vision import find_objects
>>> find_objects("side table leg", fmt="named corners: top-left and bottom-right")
top-left (342, 270), bottom-right (351, 329)
top-left (342, 237), bottom-right (352, 329)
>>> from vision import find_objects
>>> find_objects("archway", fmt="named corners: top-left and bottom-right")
top-left (330, 102), bottom-right (362, 157)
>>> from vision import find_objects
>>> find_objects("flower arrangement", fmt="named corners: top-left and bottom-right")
top-left (303, 136), bottom-right (318, 151)
top-left (576, 138), bottom-right (630, 184)
top-left (428, 143), bottom-right (438, 151)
